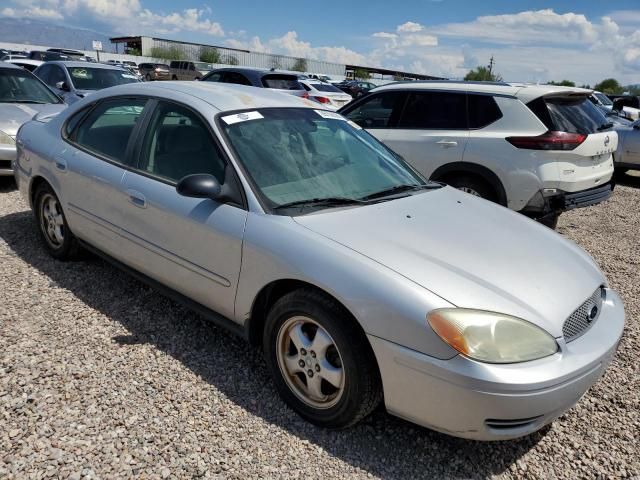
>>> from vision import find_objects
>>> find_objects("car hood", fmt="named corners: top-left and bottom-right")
top-left (293, 187), bottom-right (605, 337)
top-left (0, 103), bottom-right (66, 136)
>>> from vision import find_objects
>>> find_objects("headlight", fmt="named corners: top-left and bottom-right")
top-left (0, 131), bottom-right (15, 146)
top-left (427, 309), bottom-right (558, 363)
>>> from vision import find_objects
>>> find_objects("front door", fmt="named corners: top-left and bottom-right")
top-left (119, 100), bottom-right (247, 318)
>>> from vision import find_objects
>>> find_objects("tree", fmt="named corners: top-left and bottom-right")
top-left (199, 47), bottom-right (221, 64)
top-left (292, 57), bottom-right (308, 72)
top-left (548, 80), bottom-right (575, 87)
top-left (222, 54), bottom-right (239, 65)
top-left (353, 68), bottom-right (370, 80)
top-left (270, 55), bottom-right (285, 69)
top-left (593, 78), bottom-right (623, 94)
top-left (150, 46), bottom-right (185, 61)
top-left (626, 84), bottom-right (640, 96)
top-left (464, 66), bottom-right (502, 82)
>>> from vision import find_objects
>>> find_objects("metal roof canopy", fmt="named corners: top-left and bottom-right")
top-left (109, 36), bottom-right (250, 54)
top-left (345, 64), bottom-right (446, 80)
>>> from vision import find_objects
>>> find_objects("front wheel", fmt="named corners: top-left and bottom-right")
top-left (145, 74), bottom-right (152, 81)
top-left (264, 289), bottom-right (382, 428)
top-left (445, 175), bottom-right (498, 203)
top-left (34, 183), bottom-right (80, 260)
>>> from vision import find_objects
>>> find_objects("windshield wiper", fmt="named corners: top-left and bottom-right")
top-left (359, 183), bottom-right (440, 201)
top-left (597, 122), bottom-right (614, 131)
top-left (273, 196), bottom-right (366, 211)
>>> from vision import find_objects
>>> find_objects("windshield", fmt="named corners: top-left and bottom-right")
top-left (67, 67), bottom-right (139, 90)
top-left (193, 62), bottom-right (214, 71)
top-left (0, 69), bottom-right (61, 104)
top-left (594, 92), bottom-right (613, 106)
top-left (221, 108), bottom-right (427, 211)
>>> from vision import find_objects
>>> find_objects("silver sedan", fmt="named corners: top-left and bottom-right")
top-left (15, 82), bottom-right (624, 440)
top-left (614, 119), bottom-right (640, 172)
top-left (0, 62), bottom-right (66, 176)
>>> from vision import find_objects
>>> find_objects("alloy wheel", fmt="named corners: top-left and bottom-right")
top-left (276, 316), bottom-right (345, 409)
top-left (40, 193), bottom-right (65, 248)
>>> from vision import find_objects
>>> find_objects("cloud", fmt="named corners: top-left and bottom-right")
top-left (1, 4), bottom-right (64, 20)
top-left (397, 21), bottom-right (424, 33)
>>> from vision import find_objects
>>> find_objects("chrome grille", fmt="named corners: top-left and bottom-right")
top-left (562, 288), bottom-right (604, 342)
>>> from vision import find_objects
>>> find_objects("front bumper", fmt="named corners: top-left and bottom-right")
top-left (0, 144), bottom-right (16, 176)
top-left (369, 288), bottom-right (624, 440)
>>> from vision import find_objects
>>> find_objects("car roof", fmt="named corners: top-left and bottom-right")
top-left (46, 61), bottom-right (126, 70)
top-left (373, 80), bottom-right (592, 102)
top-left (87, 81), bottom-right (322, 112)
top-left (8, 59), bottom-right (43, 66)
top-left (0, 61), bottom-right (23, 70)
top-left (211, 66), bottom-right (298, 77)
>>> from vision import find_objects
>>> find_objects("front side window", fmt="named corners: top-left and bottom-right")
top-left (0, 68), bottom-right (61, 104)
top-left (342, 92), bottom-right (406, 129)
top-left (48, 66), bottom-right (66, 87)
top-left (138, 102), bottom-right (226, 183)
top-left (67, 67), bottom-right (138, 90)
top-left (398, 92), bottom-right (467, 129)
top-left (221, 108), bottom-right (426, 210)
top-left (74, 98), bottom-right (147, 163)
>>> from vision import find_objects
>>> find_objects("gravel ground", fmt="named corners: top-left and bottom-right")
top-left (0, 174), bottom-right (638, 479)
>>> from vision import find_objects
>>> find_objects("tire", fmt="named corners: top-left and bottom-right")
top-left (172, 75), bottom-right (178, 80)
top-left (33, 183), bottom-right (80, 260)
top-left (263, 288), bottom-right (382, 429)
top-left (444, 175), bottom-right (498, 202)
top-left (145, 74), bottom-right (152, 82)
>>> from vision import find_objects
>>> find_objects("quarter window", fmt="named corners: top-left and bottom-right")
top-left (398, 92), bottom-right (467, 129)
top-left (343, 92), bottom-right (406, 129)
top-left (138, 102), bottom-right (226, 183)
top-left (467, 94), bottom-right (502, 129)
top-left (74, 98), bottom-right (147, 164)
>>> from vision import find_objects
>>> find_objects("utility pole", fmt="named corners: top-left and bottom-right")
top-left (488, 55), bottom-right (495, 77)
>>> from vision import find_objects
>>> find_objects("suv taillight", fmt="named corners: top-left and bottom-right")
top-left (506, 131), bottom-right (586, 151)
top-left (313, 96), bottom-right (331, 104)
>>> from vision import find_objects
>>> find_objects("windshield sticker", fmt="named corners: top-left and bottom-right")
top-left (314, 110), bottom-right (346, 120)
top-left (71, 69), bottom-right (89, 79)
top-left (221, 111), bottom-right (264, 125)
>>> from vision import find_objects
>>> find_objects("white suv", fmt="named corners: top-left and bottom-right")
top-left (340, 81), bottom-right (617, 227)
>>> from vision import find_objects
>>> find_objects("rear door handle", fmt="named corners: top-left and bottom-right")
top-left (54, 157), bottom-right (67, 171)
top-left (436, 140), bottom-right (458, 147)
top-left (126, 189), bottom-right (147, 208)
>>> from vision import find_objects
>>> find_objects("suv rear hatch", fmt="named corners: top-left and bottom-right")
top-left (509, 93), bottom-right (616, 193)
top-left (261, 74), bottom-right (308, 97)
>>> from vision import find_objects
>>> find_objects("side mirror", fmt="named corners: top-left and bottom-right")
top-left (176, 174), bottom-right (223, 200)
top-left (55, 81), bottom-right (70, 92)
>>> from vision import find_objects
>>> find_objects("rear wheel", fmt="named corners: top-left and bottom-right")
top-left (145, 73), bottom-right (152, 82)
top-left (264, 289), bottom-right (382, 428)
top-left (34, 183), bottom-right (80, 260)
top-left (443, 175), bottom-right (498, 202)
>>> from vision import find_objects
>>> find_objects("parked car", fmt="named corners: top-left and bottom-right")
top-left (28, 50), bottom-right (70, 62)
top-left (339, 82), bottom-right (617, 228)
top-left (336, 80), bottom-right (377, 98)
top-left (590, 91), bottom-right (640, 121)
top-left (169, 61), bottom-right (214, 80)
top-left (0, 53), bottom-right (27, 61)
top-left (0, 62), bottom-right (65, 176)
top-left (613, 119), bottom-right (640, 172)
top-left (47, 48), bottom-right (86, 60)
top-left (299, 80), bottom-right (352, 110)
top-left (307, 73), bottom-right (333, 83)
top-left (611, 96), bottom-right (640, 121)
top-left (6, 59), bottom-right (44, 72)
top-left (201, 67), bottom-right (308, 98)
top-left (33, 61), bottom-right (141, 104)
top-left (138, 63), bottom-right (170, 81)
top-left (15, 81), bottom-right (624, 441)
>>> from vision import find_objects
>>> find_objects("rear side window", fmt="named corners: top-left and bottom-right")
top-left (342, 92), bottom-right (407, 129)
top-left (170, 61), bottom-right (179, 69)
top-left (398, 92), bottom-right (467, 129)
top-left (468, 94), bottom-right (502, 129)
top-left (262, 74), bottom-right (303, 90)
top-left (204, 72), bottom-right (223, 82)
top-left (527, 96), bottom-right (605, 134)
top-left (74, 98), bottom-right (147, 164)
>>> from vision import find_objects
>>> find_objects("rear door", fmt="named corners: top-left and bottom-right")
top-left (381, 90), bottom-right (469, 178)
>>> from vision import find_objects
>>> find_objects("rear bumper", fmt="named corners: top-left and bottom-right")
top-left (370, 288), bottom-right (624, 440)
top-left (521, 183), bottom-right (613, 219)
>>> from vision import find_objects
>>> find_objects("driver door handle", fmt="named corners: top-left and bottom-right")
top-left (126, 189), bottom-right (147, 208)
top-left (436, 140), bottom-right (458, 147)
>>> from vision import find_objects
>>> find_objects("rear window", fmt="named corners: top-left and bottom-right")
top-left (262, 74), bottom-right (303, 90)
top-left (311, 83), bottom-right (342, 93)
top-left (468, 94), bottom-right (502, 128)
top-left (527, 96), bottom-right (606, 134)
top-left (155, 64), bottom-right (169, 71)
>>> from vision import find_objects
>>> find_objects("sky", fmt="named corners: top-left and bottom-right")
top-left (0, 0), bottom-right (639, 85)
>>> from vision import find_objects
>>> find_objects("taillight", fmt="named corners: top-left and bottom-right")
top-left (301, 92), bottom-right (309, 99)
top-left (313, 96), bottom-right (331, 104)
top-left (506, 131), bottom-right (586, 151)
